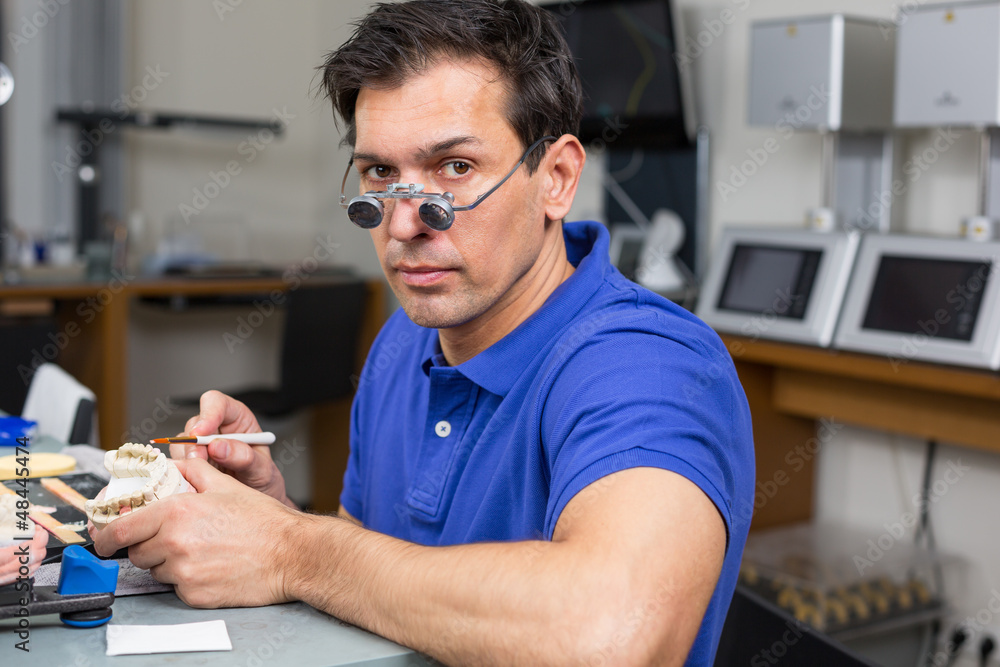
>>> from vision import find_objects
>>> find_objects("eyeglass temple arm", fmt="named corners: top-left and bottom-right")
top-left (451, 136), bottom-right (557, 212)
top-left (339, 159), bottom-right (354, 205)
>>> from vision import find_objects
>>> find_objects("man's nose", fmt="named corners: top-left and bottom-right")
top-left (385, 196), bottom-right (435, 242)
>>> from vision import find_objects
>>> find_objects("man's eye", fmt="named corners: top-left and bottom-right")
top-left (365, 165), bottom-right (393, 180)
top-left (442, 161), bottom-right (471, 177)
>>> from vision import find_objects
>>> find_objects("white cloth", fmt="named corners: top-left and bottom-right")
top-left (105, 620), bottom-right (232, 656)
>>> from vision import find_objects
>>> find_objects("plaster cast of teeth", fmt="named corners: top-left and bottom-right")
top-left (84, 443), bottom-right (193, 529)
top-left (0, 494), bottom-right (35, 547)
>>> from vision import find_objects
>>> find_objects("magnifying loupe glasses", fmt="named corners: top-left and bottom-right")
top-left (340, 135), bottom-right (557, 231)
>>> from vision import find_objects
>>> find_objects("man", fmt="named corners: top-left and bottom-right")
top-left (93, 1), bottom-right (755, 664)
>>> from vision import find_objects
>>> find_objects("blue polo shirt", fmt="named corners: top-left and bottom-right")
top-left (343, 221), bottom-right (755, 665)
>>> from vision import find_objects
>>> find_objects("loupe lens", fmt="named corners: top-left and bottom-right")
top-left (347, 197), bottom-right (383, 229)
top-left (419, 198), bottom-right (454, 231)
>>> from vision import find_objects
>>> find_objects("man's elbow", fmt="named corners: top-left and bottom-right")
top-left (558, 590), bottom-right (697, 667)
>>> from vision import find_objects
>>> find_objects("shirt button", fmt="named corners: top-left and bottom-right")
top-left (434, 421), bottom-right (452, 438)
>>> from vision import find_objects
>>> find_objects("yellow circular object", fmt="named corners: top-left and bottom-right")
top-left (0, 453), bottom-right (76, 480)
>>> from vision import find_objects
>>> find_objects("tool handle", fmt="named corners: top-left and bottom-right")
top-left (200, 432), bottom-right (276, 445)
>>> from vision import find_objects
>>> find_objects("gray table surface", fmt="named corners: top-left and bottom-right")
top-left (0, 436), bottom-right (433, 666)
top-left (1, 593), bottom-right (433, 666)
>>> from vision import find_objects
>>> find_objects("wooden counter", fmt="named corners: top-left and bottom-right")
top-left (722, 333), bottom-right (1000, 530)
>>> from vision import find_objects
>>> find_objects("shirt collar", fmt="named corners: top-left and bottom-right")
top-left (422, 221), bottom-right (610, 396)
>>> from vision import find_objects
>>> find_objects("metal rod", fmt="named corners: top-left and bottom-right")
top-left (820, 131), bottom-right (837, 209)
top-left (602, 169), bottom-right (651, 231)
top-left (979, 128), bottom-right (992, 218)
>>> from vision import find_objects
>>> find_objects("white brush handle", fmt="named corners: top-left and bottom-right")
top-left (196, 432), bottom-right (276, 445)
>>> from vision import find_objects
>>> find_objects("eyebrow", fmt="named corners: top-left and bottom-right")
top-left (351, 135), bottom-right (482, 165)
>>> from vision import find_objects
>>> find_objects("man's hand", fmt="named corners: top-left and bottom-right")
top-left (174, 390), bottom-right (294, 507)
top-left (90, 458), bottom-right (300, 609)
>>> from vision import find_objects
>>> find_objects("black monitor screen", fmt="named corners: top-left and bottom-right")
top-left (543, 0), bottom-right (688, 148)
top-left (717, 244), bottom-right (822, 320)
top-left (862, 256), bottom-right (992, 341)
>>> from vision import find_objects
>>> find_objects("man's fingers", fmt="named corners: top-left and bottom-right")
top-left (206, 438), bottom-right (259, 473)
top-left (171, 443), bottom-right (207, 461)
top-left (190, 390), bottom-right (260, 437)
top-left (173, 457), bottom-right (234, 493)
top-left (128, 542), bottom-right (167, 572)
top-left (91, 505), bottom-right (165, 557)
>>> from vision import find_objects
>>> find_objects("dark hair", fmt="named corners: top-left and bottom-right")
top-left (318, 0), bottom-right (582, 172)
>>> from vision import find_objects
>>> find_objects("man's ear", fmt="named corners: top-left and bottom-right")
top-left (541, 135), bottom-right (586, 223)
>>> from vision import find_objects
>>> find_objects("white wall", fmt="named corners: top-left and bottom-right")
top-left (124, 0), bottom-right (381, 276)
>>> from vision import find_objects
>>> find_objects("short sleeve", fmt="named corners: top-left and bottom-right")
top-left (339, 392), bottom-right (364, 519)
top-left (540, 313), bottom-right (754, 545)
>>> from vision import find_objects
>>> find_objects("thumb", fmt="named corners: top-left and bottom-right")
top-left (206, 438), bottom-right (258, 473)
top-left (172, 457), bottom-right (234, 493)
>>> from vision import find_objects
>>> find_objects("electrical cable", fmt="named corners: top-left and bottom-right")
top-left (980, 635), bottom-right (996, 667)
top-left (914, 440), bottom-right (947, 667)
top-left (920, 619), bottom-right (942, 667)
top-left (943, 626), bottom-right (969, 667)
top-left (914, 439), bottom-right (937, 548)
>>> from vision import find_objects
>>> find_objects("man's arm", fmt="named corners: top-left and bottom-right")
top-left (337, 505), bottom-right (362, 526)
top-left (295, 466), bottom-right (725, 666)
top-left (94, 460), bottom-right (724, 665)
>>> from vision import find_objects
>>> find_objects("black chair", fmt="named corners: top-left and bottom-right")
top-left (177, 280), bottom-right (368, 417)
top-left (713, 584), bottom-right (878, 666)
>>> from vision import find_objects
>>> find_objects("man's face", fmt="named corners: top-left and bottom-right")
top-left (352, 58), bottom-right (550, 330)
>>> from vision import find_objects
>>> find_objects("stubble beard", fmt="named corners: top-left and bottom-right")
top-left (392, 272), bottom-right (503, 330)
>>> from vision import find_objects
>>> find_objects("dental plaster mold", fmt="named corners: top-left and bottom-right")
top-left (0, 494), bottom-right (35, 547)
top-left (85, 443), bottom-right (193, 528)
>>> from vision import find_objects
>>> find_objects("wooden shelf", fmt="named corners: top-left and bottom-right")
top-left (722, 334), bottom-right (1000, 403)
top-left (721, 334), bottom-right (1000, 454)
